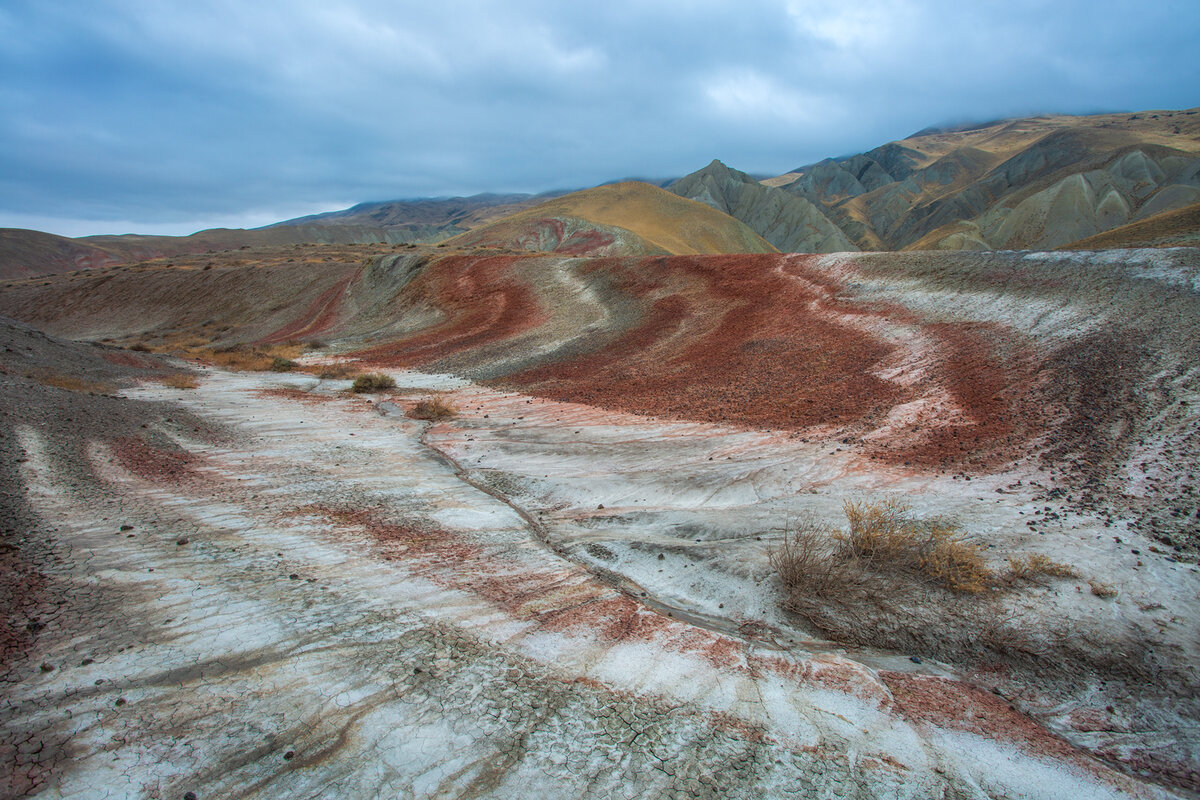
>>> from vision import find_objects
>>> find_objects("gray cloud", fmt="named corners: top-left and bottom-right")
top-left (1, 0), bottom-right (1197, 236)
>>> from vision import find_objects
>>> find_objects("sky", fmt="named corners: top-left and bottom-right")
top-left (2, 0), bottom-right (1197, 237)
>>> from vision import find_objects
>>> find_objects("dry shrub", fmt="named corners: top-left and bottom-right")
top-left (204, 349), bottom-right (276, 371)
top-left (920, 520), bottom-right (993, 594)
top-left (1089, 579), bottom-right (1118, 599)
top-left (312, 362), bottom-right (361, 380)
top-left (842, 499), bottom-right (992, 593)
top-left (351, 373), bottom-right (397, 393)
top-left (1008, 553), bottom-right (1078, 580)
top-left (161, 373), bottom-right (199, 390)
top-left (769, 516), bottom-right (854, 600)
top-left (769, 502), bottom-right (1185, 721)
top-left (182, 342), bottom-right (304, 372)
top-left (408, 394), bottom-right (457, 420)
top-left (28, 369), bottom-right (114, 395)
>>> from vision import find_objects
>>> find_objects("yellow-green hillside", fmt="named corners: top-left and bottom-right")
top-left (444, 181), bottom-right (777, 256)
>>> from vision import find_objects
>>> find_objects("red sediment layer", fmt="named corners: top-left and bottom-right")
top-left (112, 437), bottom-right (203, 484)
top-left (869, 321), bottom-right (1043, 470)
top-left (101, 351), bottom-right (161, 369)
top-left (880, 672), bottom-right (1131, 787)
top-left (500, 254), bottom-right (902, 431)
top-left (354, 254), bottom-right (548, 366)
top-left (255, 387), bottom-right (341, 404)
top-left (347, 251), bottom-right (1051, 469)
top-left (312, 505), bottom-right (744, 667)
top-left (261, 269), bottom-right (359, 344)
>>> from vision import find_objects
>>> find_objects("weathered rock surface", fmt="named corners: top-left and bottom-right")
top-left (669, 160), bottom-right (855, 253)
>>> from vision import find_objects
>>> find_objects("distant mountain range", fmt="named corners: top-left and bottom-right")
top-left (3, 107), bottom-right (1198, 278)
top-left (670, 108), bottom-right (1200, 252)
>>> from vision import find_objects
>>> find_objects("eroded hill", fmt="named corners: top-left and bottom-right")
top-left (673, 108), bottom-right (1200, 253)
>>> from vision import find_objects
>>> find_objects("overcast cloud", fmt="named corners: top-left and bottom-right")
top-left (1, 0), bottom-right (1197, 236)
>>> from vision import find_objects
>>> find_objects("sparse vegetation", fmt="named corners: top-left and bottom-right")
top-left (1008, 553), bottom-right (1078, 580)
top-left (351, 373), bottom-right (397, 393)
top-left (161, 373), bottom-right (200, 390)
top-left (841, 498), bottom-right (992, 593)
top-left (27, 369), bottom-right (114, 395)
top-left (149, 340), bottom-right (305, 372)
top-left (765, 500), bottom-right (1178, 698)
top-left (408, 394), bottom-right (457, 420)
top-left (311, 362), bottom-right (360, 380)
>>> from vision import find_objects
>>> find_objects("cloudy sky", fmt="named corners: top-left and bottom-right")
top-left (2, 0), bottom-right (1197, 237)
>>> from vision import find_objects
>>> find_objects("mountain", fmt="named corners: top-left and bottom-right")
top-left (779, 108), bottom-right (1200, 251)
top-left (272, 191), bottom-right (565, 237)
top-left (441, 181), bottom-right (776, 256)
top-left (5, 108), bottom-right (1199, 280)
top-left (666, 107), bottom-right (1200, 253)
top-left (0, 193), bottom-right (569, 280)
top-left (0, 224), bottom-right (435, 281)
top-left (668, 160), bottom-right (854, 252)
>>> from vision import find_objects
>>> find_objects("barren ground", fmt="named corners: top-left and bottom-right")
top-left (1, 246), bottom-right (1199, 798)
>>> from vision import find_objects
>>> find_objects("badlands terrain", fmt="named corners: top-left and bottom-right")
top-left (0, 235), bottom-right (1198, 798)
top-left (2, 107), bottom-right (1200, 798)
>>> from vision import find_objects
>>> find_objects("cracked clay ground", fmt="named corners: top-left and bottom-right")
top-left (3, 366), bottom-right (1196, 799)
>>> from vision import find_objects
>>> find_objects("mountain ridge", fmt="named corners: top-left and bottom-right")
top-left (4, 106), bottom-right (1199, 279)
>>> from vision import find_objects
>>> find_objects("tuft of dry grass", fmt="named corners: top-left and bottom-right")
top-left (842, 499), bottom-right (992, 593)
top-left (27, 369), bottom-right (114, 395)
top-left (311, 362), bottom-right (361, 380)
top-left (1089, 580), bottom-right (1118, 599)
top-left (161, 373), bottom-right (200, 390)
top-left (172, 342), bottom-right (305, 372)
top-left (351, 373), bottom-right (397, 393)
top-left (1008, 553), bottom-right (1078, 580)
top-left (408, 394), bottom-right (457, 421)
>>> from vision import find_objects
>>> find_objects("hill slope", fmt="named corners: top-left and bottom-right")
top-left (1059, 200), bottom-right (1200, 249)
top-left (670, 108), bottom-right (1200, 252)
top-left (0, 224), bottom-right (436, 281)
top-left (271, 191), bottom-right (564, 238)
top-left (669, 160), bottom-right (855, 252)
top-left (442, 181), bottom-right (777, 256)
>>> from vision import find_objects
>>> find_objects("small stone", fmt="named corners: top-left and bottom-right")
top-left (115, 698), bottom-right (126, 706)
top-left (176, 537), bottom-right (189, 546)
top-left (909, 656), bottom-right (922, 664)
top-left (120, 525), bottom-right (134, 531)
top-left (283, 750), bottom-right (295, 761)
top-left (597, 504), bottom-right (604, 510)
top-left (184, 792), bottom-right (197, 800)
top-left (39, 663), bottom-right (54, 672)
